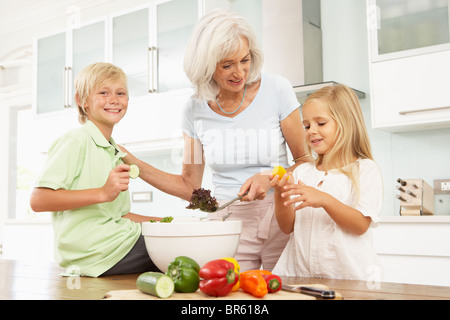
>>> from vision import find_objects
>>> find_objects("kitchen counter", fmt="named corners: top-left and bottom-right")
top-left (1, 259), bottom-right (450, 300)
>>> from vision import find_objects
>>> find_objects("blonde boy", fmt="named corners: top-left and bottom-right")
top-left (30, 63), bottom-right (160, 277)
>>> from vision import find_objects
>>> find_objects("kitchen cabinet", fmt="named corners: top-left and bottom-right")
top-left (368, 0), bottom-right (450, 62)
top-left (111, 0), bottom-right (198, 96)
top-left (33, 0), bottom-right (198, 116)
top-left (373, 216), bottom-right (450, 287)
top-left (112, 7), bottom-right (151, 98)
top-left (34, 18), bottom-right (107, 115)
top-left (367, 0), bottom-right (450, 131)
top-left (35, 32), bottom-right (66, 115)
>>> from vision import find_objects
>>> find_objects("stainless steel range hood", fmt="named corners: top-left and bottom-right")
top-left (294, 81), bottom-right (366, 103)
top-left (262, 0), bottom-right (365, 103)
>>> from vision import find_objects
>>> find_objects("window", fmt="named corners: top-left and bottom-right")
top-left (9, 105), bottom-right (48, 220)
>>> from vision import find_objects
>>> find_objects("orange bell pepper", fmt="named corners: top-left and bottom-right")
top-left (221, 257), bottom-right (240, 291)
top-left (243, 269), bottom-right (272, 276)
top-left (240, 271), bottom-right (268, 298)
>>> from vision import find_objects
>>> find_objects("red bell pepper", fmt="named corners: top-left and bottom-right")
top-left (199, 259), bottom-right (238, 297)
top-left (263, 274), bottom-right (282, 293)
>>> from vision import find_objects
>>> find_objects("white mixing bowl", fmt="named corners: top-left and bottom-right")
top-left (142, 218), bottom-right (242, 272)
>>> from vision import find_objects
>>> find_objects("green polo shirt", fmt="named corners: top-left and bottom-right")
top-left (36, 120), bottom-right (141, 277)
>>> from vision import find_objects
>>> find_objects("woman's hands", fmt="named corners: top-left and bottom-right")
top-left (239, 170), bottom-right (273, 201)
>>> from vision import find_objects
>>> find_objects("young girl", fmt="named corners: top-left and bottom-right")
top-left (30, 63), bottom-right (160, 277)
top-left (270, 84), bottom-right (382, 280)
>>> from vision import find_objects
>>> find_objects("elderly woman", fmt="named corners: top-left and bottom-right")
top-left (123, 9), bottom-right (309, 271)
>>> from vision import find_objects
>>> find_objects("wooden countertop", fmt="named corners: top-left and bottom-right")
top-left (1, 259), bottom-right (450, 301)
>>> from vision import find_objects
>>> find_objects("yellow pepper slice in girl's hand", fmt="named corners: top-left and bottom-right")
top-left (272, 166), bottom-right (289, 181)
top-left (221, 257), bottom-right (240, 291)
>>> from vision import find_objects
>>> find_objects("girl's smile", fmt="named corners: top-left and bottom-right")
top-left (302, 100), bottom-right (337, 156)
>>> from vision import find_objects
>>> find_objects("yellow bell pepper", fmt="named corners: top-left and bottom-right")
top-left (221, 257), bottom-right (240, 291)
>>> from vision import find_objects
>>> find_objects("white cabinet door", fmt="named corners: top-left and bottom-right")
top-left (367, 0), bottom-right (450, 131)
top-left (112, 7), bottom-right (151, 98)
top-left (71, 20), bottom-right (107, 108)
top-left (156, 0), bottom-right (198, 93)
top-left (369, 0), bottom-right (450, 62)
top-left (35, 19), bottom-right (107, 115)
top-left (371, 49), bottom-right (450, 130)
top-left (35, 32), bottom-right (66, 114)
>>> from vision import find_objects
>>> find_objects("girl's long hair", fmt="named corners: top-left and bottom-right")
top-left (303, 84), bottom-right (373, 196)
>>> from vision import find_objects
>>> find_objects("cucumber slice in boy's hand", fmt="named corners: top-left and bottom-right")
top-left (129, 164), bottom-right (140, 179)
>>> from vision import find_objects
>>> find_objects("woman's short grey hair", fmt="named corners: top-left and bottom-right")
top-left (184, 9), bottom-right (264, 101)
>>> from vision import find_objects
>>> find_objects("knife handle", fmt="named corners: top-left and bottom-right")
top-left (299, 286), bottom-right (335, 299)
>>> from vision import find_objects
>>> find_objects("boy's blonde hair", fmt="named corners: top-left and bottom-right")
top-left (303, 84), bottom-right (373, 195)
top-left (74, 62), bottom-right (128, 124)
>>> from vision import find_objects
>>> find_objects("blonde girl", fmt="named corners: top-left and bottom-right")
top-left (270, 84), bottom-right (383, 280)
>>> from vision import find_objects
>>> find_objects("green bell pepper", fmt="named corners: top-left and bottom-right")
top-left (166, 256), bottom-right (200, 293)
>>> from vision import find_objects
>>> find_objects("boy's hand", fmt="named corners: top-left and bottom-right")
top-left (101, 164), bottom-right (130, 202)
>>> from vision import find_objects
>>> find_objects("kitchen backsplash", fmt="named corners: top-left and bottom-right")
top-left (364, 104), bottom-right (450, 216)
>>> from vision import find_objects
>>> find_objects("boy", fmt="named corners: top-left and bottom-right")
top-left (30, 63), bottom-right (160, 277)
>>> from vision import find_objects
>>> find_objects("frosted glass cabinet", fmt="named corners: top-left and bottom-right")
top-left (35, 19), bottom-right (107, 115)
top-left (369, 0), bottom-right (450, 61)
top-left (367, 0), bottom-right (450, 131)
top-left (111, 0), bottom-right (198, 97)
top-left (34, 0), bottom-right (198, 115)
top-left (35, 32), bottom-right (66, 114)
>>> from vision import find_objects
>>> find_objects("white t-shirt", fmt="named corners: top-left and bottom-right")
top-left (272, 159), bottom-right (383, 280)
top-left (181, 73), bottom-right (299, 200)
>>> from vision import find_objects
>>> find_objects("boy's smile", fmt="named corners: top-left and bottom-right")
top-left (84, 81), bottom-right (128, 139)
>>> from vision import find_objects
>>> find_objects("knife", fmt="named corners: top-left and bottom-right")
top-left (282, 284), bottom-right (335, 299)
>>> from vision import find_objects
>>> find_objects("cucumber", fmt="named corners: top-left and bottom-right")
top-left (129, 164), bottom-right (140, 179)
top-left (136, 272), bottom-right (174, 298)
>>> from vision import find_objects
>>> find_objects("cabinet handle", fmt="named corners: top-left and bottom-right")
top-left (399, 106), bottom-right (450, 115)
top-left (148, 46), bottom-right (158, 93)
top-left (152, 46), bottom-right (159, 93)
top-left (63, 67), bottom-right (68, 108)
top-left (148, 47), bottom-right (153, 93)
top-left (63, 67), bottom-right (72, 108)
top-left (66, 67), bottom-right (72, 108)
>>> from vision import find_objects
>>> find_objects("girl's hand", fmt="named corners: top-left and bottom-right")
top-left (281, 179), bottom-right (329, 210)
top-left (101, 164), bottom-right (130, 202)
top-left (270, 171), bottom-right (293, 191)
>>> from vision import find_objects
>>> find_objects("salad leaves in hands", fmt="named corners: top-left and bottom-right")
top-left (186, 188), bottom-right (219, 212)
